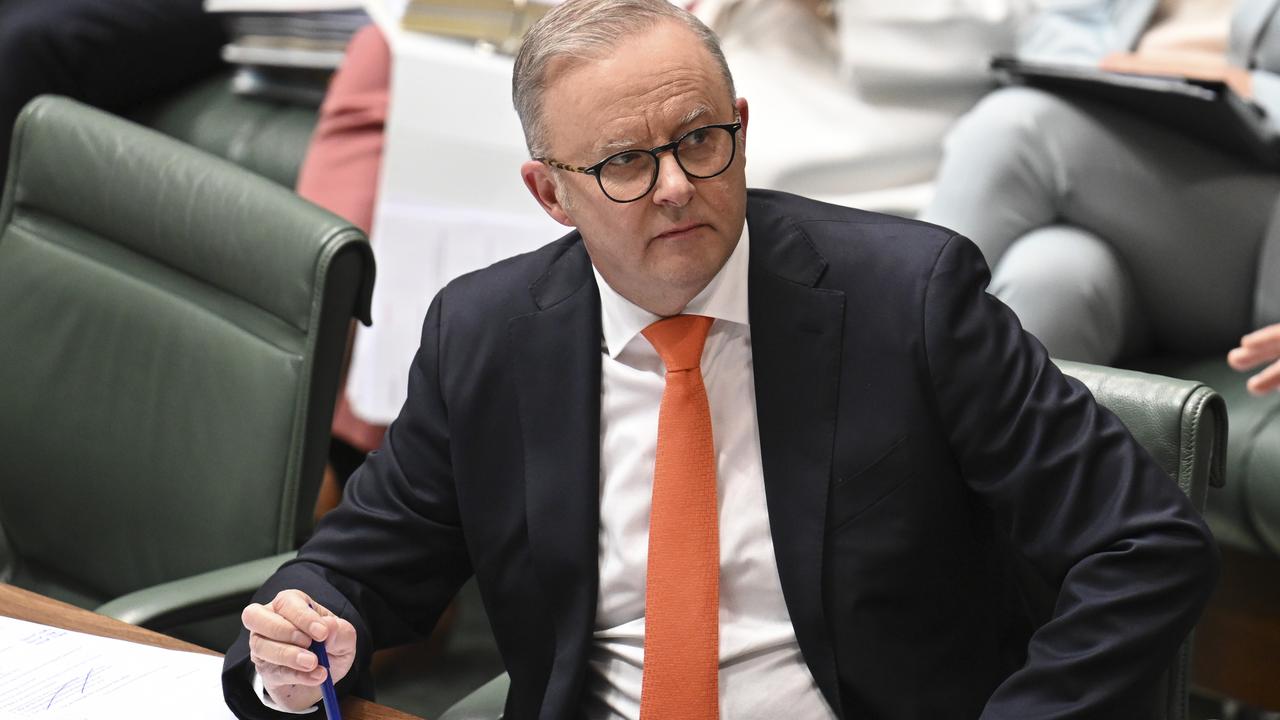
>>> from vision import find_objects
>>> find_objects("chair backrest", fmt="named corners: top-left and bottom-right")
top-left (1056, 360), bottom-right (1227, 720)
top-left (132, 75), bottom-right (319, 189)
top-left (0, 96), bottom-right (373, 610)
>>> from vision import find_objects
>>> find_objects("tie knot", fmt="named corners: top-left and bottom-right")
top-left (642, 314), bottom-right (713, 372)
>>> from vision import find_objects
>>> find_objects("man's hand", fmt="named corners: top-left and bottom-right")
top-left (242, 590), bottom-right (358, 711)
top-left (1228, 324), bottom-right (1280, 395)
top-left (1100, 51), bottom-right (1254, 99)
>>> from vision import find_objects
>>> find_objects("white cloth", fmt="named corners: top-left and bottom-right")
top-left (692, 0), bottom-right (1043, 215)
top-left (583, 225), bottom-right (836, 720)
top-left (345, 12), bottom-right (567, 424)
top-left (253, 668), bottom-right (315, 714)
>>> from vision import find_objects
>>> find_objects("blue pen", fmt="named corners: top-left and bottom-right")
top-left (310, 638), bottom-right (342, 720)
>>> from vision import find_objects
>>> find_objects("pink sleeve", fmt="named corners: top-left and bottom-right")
top-left (299, 24), bottom-right (393, 450)
top-left (295, 23), bottom-right (391, 235)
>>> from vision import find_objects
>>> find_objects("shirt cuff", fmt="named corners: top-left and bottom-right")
top-left (252, 669), bottom-right (321, 715)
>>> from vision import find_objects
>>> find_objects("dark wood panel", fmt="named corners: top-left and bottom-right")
top-left (1192, 546), bottom-right (1280, 711)
top-left (0, 583), bottom-right (423, 720)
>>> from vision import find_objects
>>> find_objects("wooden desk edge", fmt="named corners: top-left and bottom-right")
top-left (0, 583), bottom-right (423, 720)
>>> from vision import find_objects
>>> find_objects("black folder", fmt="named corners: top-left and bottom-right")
top-left (990, 54), bottom-right (1280, 167)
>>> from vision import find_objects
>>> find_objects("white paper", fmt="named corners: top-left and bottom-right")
top-left (0, 616), bottom-right (234, 719)
top-left (221, 43), bottom-right (347, 68)
top-left (206, 0), bottom-right (363, 12)
top-left (361, 0), bottom-right (409, 31)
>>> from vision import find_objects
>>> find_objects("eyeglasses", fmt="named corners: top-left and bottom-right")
top-left (537, 120), bottom-right (743, 203)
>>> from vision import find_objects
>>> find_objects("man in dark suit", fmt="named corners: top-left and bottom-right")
top-left (223, 1), bottom-right (1219, 717)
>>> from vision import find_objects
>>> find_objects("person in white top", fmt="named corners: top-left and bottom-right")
top-left (223, 1), bottom-right (1217, 718)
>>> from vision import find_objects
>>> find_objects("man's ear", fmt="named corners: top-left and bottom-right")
top-left (521, 160), bottom-right (575, 227)
top-left (735, 97), bottom-right (749, 153)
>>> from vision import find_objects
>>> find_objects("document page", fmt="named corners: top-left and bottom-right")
top-left (0, 616), bottom-right (234, 719)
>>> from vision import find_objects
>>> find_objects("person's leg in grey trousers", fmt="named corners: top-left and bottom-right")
top-left (922, 85), bottom-right (1280, 362)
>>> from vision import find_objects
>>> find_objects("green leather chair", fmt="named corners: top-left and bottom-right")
top-left (1055, 361), bottom-right (1226, 720)
top-left (1129, 357), bottom-right (1280, 709)
top-left (437, 360), bottom-right (1227, 720)
top-left (0, 95), bottom-right (374, 649)
top-left (1135, 357), bottom-right (1280, 560)
top-left (131, 74), bottom-right (319, 189)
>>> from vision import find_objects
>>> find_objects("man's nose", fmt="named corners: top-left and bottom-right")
top-left (651, 153), bottom-right (694, 207)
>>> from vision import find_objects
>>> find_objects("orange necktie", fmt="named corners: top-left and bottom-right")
top-left (639, 314), bottom-right (719, 720)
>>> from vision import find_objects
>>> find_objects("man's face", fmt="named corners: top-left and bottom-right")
top-left (521, 20), bottom-right (749, 316)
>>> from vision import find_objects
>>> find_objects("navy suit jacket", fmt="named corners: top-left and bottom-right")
top-left (223, 190), bottom-right (1217, 719)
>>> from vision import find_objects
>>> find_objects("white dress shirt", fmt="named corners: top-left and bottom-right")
top-left (259, 225), bottom-right (835, 719)
top-left (583, 226), bottom-right (835, 720)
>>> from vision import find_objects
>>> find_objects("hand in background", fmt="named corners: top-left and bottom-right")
top-left (241, 590), bottom-right (358, 711)
top-left (1228, 324), bottom-right (1280, 395)
top-left (1100, 51), bottom-right (1254, 99)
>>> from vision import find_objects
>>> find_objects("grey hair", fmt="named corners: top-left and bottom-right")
top-left (512, 0), bottom-right (736, 158)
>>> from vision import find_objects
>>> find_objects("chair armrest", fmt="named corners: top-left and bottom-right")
top-left (438, 673), bottom-right (510, 720)
top-left (95, 551), bottom-right (297, 631)
top-left (1055, 360), bottom-right (1228, 506)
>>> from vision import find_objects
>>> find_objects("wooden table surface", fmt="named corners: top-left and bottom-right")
top-left (0, 583), bottom-right (423, 720)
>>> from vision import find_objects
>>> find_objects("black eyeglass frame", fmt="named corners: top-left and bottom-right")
top-left (536, 120), bottom-right (743, 203)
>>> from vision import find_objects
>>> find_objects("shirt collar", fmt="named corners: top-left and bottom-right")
top-left (592, 222), bottom-right (751, 359)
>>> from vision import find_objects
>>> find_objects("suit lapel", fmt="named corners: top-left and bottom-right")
top-left (509, 237), bottom-right (601, 718)
top-left (746, 198), bottom-right (847, 716)
top-left (510, 205), bottom-right (850, 714)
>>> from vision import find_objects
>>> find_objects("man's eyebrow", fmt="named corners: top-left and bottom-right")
top-left (598, 136), bottom-right (642, 154)
top-left (677, 105), bottom-right (711, 128)
top-left (593, 106), bottom-right (716, 155)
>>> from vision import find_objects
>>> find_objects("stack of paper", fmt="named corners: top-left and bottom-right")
top-left (207, 0), bottom-right (364, 9)
top-left (204, 1), bottom-right (372, 105)
top-left (0, 616), bottom-right (234, 719)
top-left (401, 0), bottom-right (562, 53)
